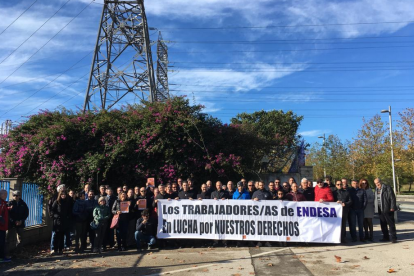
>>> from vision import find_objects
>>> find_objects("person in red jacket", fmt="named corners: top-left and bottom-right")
top-left (0, 189), bottom-right (11, 263)
top-left (314, 179), bottom-right (334, 202)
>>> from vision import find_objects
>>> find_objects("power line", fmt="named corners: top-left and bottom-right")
top-left (0, 0), bottom-right (39, 36)
top-left (0, 59), bottom-right (92, 90)
top-left (24, 72), bottom-right (90, 116)
top-left (165, 35), bottom-right (414, 43)
top-left (0, 0), bottom-right (71, 65)
top-left (0, 0), bottom-right (93, 85)
top-left (171, 60), bottom-right (414, 65)
top-left (172, 67), bottom-right (414, 72)
top-left (0, 50), bottom-right (92, 119)
top-left (169, 40), bottom-right (414, 45)
top-left (158, 20), bottom-right (414, 30)
top-left (169, 45), bottom-right (414, 54)
top-left (174, 84), bottom-right (414, 89)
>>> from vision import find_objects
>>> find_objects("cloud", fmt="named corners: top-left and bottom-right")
top-left (284, 0), bottom-right (414, 38)
top-left (299, 129), bottom-right (330, 137)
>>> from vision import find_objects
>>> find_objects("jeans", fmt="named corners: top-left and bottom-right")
top-left (0, 230), bottom-right (6, 258)
top-left (378, 209), bottom-right (397, 240)
top-left (116, 220), bottom-right (129, 249)
top-left (134, 231), bottom-right (156, 249)
top-left (349, 209), bottom-right (364, 240)
top-left (50, 231), bottom-right (56, 251)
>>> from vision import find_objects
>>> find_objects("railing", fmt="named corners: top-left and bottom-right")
top-left (0, 180), bottom-right (10, 201)
top-left (22, 183), bottom-right (44, 227)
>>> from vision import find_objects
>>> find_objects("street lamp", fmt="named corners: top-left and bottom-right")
top-left (318, 134), bottom-right (326, 178)
top-left (381, 106), bottom-right (397, 195)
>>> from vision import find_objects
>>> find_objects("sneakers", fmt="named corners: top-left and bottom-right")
top-left (147, 245), bottom-right (152, 250)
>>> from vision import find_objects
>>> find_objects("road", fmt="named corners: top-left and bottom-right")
top-left (0, 217), bottom-right (413, 276)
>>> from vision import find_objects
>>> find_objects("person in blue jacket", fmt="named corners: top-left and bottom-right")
top-left (232, 182), bottom-right (251, 200)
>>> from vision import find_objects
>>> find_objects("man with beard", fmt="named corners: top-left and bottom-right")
top-left (211, 181), bottom-right (229, 200)
top-left (197, 184), bottom-right (209, 199)
top-left (268, 182), bottom-right (278, 200)
top-left (177, 182), bottom-right (195, 200)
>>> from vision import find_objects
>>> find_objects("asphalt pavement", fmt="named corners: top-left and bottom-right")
top-left (1, 217), bottom-right (413, 276)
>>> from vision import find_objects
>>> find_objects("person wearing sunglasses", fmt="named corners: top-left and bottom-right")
top-left (6, 190), bottom-right (29, 257)
top-left (333, 180), bottom-right (352, 243)
top-left (247, 181), bottom-right (255, 198)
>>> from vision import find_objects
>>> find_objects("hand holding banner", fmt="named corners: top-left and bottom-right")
top-left (157, 199), bottom-right (342, 243)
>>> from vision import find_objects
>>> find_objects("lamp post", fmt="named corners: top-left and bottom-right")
top-left (381, 106), bottom-right (397, 195)
top-left (318, 134), bottom-right (326, 178)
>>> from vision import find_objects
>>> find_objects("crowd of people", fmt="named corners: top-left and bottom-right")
top-left (0, 176), bottom-right (398, 262)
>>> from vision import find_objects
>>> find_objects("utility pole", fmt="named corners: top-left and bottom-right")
top-left (156, 31), bottom-right (170, 101)
top-left (83, 0), bottom-right (157, 113)
top-left (318, 133), bottom-right (326, 178)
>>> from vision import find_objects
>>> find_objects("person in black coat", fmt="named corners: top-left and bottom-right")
top-left (7, 190), bottom-right (29, 255)
top-left (210, 181), bottom-right (229, 200)
top-left (333, 181), bottom-right (353, 243)
top-left (374, 178), bottom-right (398, 243)
top-left (178, 182), bottom-right (196, 199)
top-left (51, 191), bottom-right (71, 254)
top-left (112, 192), bottom-right (133, 251)
top-left (197, 184), bottom-right (209, 199)
top-left (134, 209), bottom-right (156, 251)
top-left (349, 180), bottom-right (367, 242)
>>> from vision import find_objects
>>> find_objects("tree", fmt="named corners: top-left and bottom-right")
top-left (231, 110), bottom-right (303, 174)
top-left (305, 135), bottom-right (350, 180)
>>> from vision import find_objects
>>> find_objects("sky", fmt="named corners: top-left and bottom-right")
top-left (0, 0), bottom-right (413, 145)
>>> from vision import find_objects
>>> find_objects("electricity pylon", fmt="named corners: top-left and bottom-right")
top-left (83, 0), bottom-right (157, 112)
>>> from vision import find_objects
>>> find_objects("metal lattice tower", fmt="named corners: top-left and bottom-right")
top-left (83, 0), bottom-right (156, 112)
top-left (155, 31), bottom-right (169, 101)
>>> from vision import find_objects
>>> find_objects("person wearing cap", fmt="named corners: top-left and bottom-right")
top-left (0, 189), bottom-right (10, 263)
top-left (6, 190), bottom-right (29, 257)
top-left (232, 182), bottom-right (251, 200)
top-left (92, 197), bottom-right (111, 253)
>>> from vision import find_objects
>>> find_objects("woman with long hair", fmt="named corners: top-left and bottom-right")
top-left (51, 191), bottom-right (71, 254)
top-left (360, 179), bottom-right (374, 241)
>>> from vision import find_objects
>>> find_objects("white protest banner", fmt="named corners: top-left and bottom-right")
top-left (157, 199), bottom-right (342, 243)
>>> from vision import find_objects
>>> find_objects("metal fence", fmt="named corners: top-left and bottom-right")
top-left (0, 180), bottom-right (10, 201)
top-left (22, 183), bottom-right (44, 227)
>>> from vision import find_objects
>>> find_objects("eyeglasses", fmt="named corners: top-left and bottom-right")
top-left (248, 185), bottom-right (253, 187)
top-left (13, 195), bottom-right (20, 197)
top-left (283, 185), bottom-right (288, 187)
top-left (140, 190), bottom-right (145, 192)
top-left (335, 184), bottom-right (341, 186)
